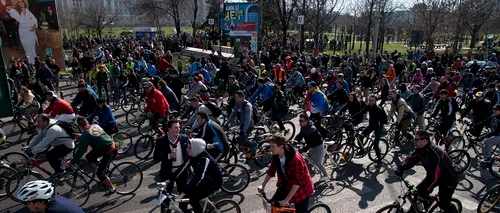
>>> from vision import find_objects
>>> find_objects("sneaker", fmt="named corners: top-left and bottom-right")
top-left (104, 188), bottom-right (116, 196)
top-left (319, 176), bottom-right (330, 182)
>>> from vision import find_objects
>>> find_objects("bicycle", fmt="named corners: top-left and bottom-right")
top-left (65, 70), bottom-right (82, 86)
top-left (255, 109), bottom-right (296, 141)
top-left (155, 182), bottom-right (241, 213)
top-left (5, 153), bottom-right (90, 207)
top-left (0, 151), bottom-right (29, 171)
top-left (2, 106), bottom-right (38, 144)
top-left (112, 131), bottom-right (133, 154)
top-left (477, 183), bottom-right (500, 213)
top-left (69, 158), bottom-right (143, 196)
top-left (376, 176), bottom-right (462, 213)
top-left (257, 188), bottom-right (331, 213)
top-left (224, 129), bottom-right (273, 167)
top-left (0, 164), bottom-right (17, 197)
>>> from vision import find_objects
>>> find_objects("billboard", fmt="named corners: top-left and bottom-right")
top-left (219, 2), bottom-right (259, 37)
top-left (0, 0), bottom-right (64, 68)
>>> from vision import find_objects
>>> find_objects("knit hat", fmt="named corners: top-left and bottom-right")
top-left (189, 139), bottom-right (206, 157)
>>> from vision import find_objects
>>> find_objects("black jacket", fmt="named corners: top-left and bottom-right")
top-left (272, 90), bottom-right (289, 112)
top-left (28, 81), bottom-right (48, 102)
top-left (432, 99), bottom-right (456, 120)
top-left (462, 99), bottom-right (491, 121)
top-left (153, 134), bottom-right (189, 163)
top-left (294, 121), bottom-right (322, 152)
top-left (400, 143), bottom-right (457, 193)
top-left (96, 71), bottom-right (108, 85)
top-left (193, 120), bottom-right (229, 154)
top-left (170, 151), bottom-right (223, 195)
top-left (407, 94), bottom-right (426, 115)
top-left (340, 100), bottom-right (366, 121)
top-left (361, 105), bottom-right (387, 128)
top-left (328, 88), bottom-right (348, 104)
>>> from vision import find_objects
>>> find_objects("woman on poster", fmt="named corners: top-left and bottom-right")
top-left (7, 0), bottom-right (37, 63)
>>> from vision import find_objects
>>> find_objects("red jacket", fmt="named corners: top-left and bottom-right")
top-left (145, 89), bottom-right (169, 117)
top-left (432, 82), bottom-right (453, 100)
top-left (157, 58), bottom-right (169, 71)
top-left (266, 144), bottom-right (314, 204)
top-left (44, 98), bottom-right (74, 118)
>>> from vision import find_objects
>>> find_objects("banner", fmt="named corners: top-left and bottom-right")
top-left (219, 2), bottom-right (259, 36)
top-left (0, 0), bottom-right (64, 68)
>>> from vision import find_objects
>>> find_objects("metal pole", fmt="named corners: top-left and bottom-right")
top-left (258, 0), bottom-right (263, 53)
top-left (371, 0), bottom-right (381, 61)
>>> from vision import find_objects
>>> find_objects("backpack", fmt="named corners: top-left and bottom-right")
top-left (245, 102), bottom-right (260, 124)
top-left (50, 120), bottom-right (82, 139)
top-left (204, 102), bottom-right (222, 118)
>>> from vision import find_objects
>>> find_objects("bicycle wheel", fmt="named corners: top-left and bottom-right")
top-left (307, 202), bottom-right (332, 213)
top-left (0, 152), bottom-right (29, 171)
top-left (375, 203), bottom-right (404, 213)
top-left (126, 109), bottom-right (141, 127)
top-left (54, 172), bottom-right (90, 207)
top-left (253, 140), bottom-right (272, 167)
top-left (108, 162), bottom-right (143, 195)
top-left (113, 132), bottom-right (133, 154)
top-left (5, 171), bottom-right (44, 202)
top-left (336, 143), bottom-right (355, 164)
top-left (112, 95), bottom-right (121, 110)
top-left (282, 121), bottom-right (296, 141)
top-left (221, 164), bottom-right (250, 194)
top-left (120, 98), bottom-right (131, 112)
top-left (488, 157), bottom-right (500, 179)
top-left (445, 136), bottom-right (466, 153)
top-left (208, 199), bottom-right (241, 213)
top-left (4, 120), bottom-right (24, 144)
top-left (428, 198), bottom-right (462, 213)
top-left (448, 149), bottom-right (470, 174)
top-left (65, 76), bottom-right (73, 86)
top-left (134, 135), bottom-right (155, 160)
top-left (0, 166), bottom-right (17, 197)
top-left (368, 138), bottom-right (389, 162)
top-left (74, 160), bottom-right (96, 184)
top-left (477, 184), bottom-right (500, 213)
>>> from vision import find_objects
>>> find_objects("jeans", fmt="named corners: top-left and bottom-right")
top-left (362, 126), bottom-right (384, 161)
top-left (483, 136), bottom-right (500, 159)
top-left (46, 145), bottom-right (73, 174)
top-left (271, 111), bottom-right (286, 130)
top-left (309, 144), bottom-right (329, 177)
top-left (271, 186), bottom-right (310, 213)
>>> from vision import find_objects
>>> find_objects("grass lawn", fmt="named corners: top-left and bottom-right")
top-left (63, 27), bottom-right (195, 37)
top-left (325, 42), bottom-right (410, 55)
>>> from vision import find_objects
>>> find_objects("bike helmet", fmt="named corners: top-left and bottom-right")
top-left (17, 180), bottom-right (54, 202)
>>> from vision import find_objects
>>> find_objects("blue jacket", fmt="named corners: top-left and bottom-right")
top-left (328, 79), bottom-right (349, 94)
top-left (189, 62), bottom-right (199, 76)
top-left (310, 90), bottom-right (329, 114)
top-left (287, 72), bottom-right (305, 88)
top-left (161, 87), bottom-right (179, 108)
top-left (250, 82), bottom-right (273, 103)
top-left (87, 85), bottom-right (98, 99)
top-left (87, 105), bottom-right (116, 128)
top-left (147, 66), bottom-right (157, 76)
top-left (200, 69), bottom-right (212, 84)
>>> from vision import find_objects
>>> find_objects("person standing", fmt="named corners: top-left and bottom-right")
top-left (7, 0), bottom-right (37, 62)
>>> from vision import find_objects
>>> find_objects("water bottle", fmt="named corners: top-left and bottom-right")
top-left (415, 199), bottom-right (426, 212)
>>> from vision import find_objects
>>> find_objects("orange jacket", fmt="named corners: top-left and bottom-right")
top-left (386, 67), bottom-right (396, 81)
top-left (273, 68), bottom-right (286, 83)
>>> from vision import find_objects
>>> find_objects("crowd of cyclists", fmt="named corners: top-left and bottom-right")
top-left (1, 34), bottom-right (500, 213)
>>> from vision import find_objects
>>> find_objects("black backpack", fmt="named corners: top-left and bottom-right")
top-left (204, 102), bottom-right (222, 118)
top-left (50, 120), bottom-right (82, 139)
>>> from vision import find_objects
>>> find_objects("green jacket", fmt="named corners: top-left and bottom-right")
top-left (228, 82), bottom-right (240, 96)
top-left (109, 65), bottom-right (121, 77)
top-left (72, 125), bottom-right (114, 162)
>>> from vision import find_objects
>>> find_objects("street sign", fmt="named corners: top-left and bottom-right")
top-left (298, 15), bottom-right (304, 25)
top-left (208, 19), bottom-right (215, 25)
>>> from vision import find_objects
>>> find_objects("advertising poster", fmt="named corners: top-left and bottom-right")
top-left (0, 0), bottom-right (64, 68)
top-left (219, 2), bottom-right (259, 37)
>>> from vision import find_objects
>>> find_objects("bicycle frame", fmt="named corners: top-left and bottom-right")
top-left (156, 183), bottom-right (222, 213)
top-left (258, 192), bottom-right (296, 213)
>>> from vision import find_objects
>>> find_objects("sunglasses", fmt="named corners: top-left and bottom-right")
top-left (299, 120), bottom-right (306, 123)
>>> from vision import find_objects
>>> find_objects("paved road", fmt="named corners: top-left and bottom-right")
top-left (0, 80), bottom-right (498, 213)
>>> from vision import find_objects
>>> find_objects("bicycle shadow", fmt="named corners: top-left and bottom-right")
top-left (83, 194), bottom-right (136, 213)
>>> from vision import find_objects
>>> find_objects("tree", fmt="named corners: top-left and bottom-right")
top-left (376, 0), bottom-right (401, 53)
top-left (411, 0), bottom-right (454, 50)
top-left (127, 0), bottom-right (165, 32)
top-left (305, 0), bottom-right (344, 47)
top-left (74, 1), bottom-right (119, 37)
top-left (347, 0), bottom-right (363, 51)
top-left (263, 0), bottom-right (298, 47)
top-left (192, 0), bottom-right (199, 36)
top-left (462, 0), bottom-right (497, 48)
top-left (128, 0), bottom-right (183, 35)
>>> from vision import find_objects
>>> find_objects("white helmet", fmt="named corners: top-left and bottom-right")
top-left (17, 180), bottom-right (54, 202)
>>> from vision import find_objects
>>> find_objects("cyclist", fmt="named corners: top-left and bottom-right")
top-left (26, 114), bottom-right (75, 177)
top-left (286, 67), bottom-right (305, 98)
top-left (224, 75), bottom-right (240, 114)
top-left (192, 111), bottom-right (229, 161)
top-left (306, 81), bottom-right (329, 138)
top-left (459, 91), bottom-right (491, 137)
top-left (249, 78), bottom-right (274, 112)
top-left (184, 96), bottom-right (214, 129)
top-left (224, 90), bottom-right (258, 156)
top-left (407, 85), bottom-right (426, 130)
top-left (187, 76), bottom-right (210, 101)
top-left (479, 104), bottom-right (500, 166)
top-left (269, 85), bottom-right (289, 132)
top-left (27, 76), bottom-right (48, 106)
top-left (16, 86), bottom-right (40, 125)
top-left (387, 89), bottom-right (413, 144)
top-left (67, 116), bottom-right (117, 196)
top-left (144, 81), bottom-right (169, 135)
top-left (44, 91), bottom-right (75, 121)
top-left (95, 64), bottom-right (109, 104)
top-left (259, 134), bottom-right (314, 213)
top-left (17, 180), bottom-right (84, 213)
top-left (339, 92), bottom-right (366, 127)
top-left (395, 130), bottom-right (458, 213)
top-left (158, 80), bottom-right (179, 110)
top-left (295, 113), bottom-right (329, 182)
top-left (358, 94), bottom-right (388, 164)
top-left (86, 98), bottom-right (118, 135)
top-left (167, 138), bottom-right (223, 213)
top-left (71, 84), bottom-right (97, 117)
top-left (327, 81), bottom-right (348, 113)
top-left (431, 89), bottom-right (457, 144)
